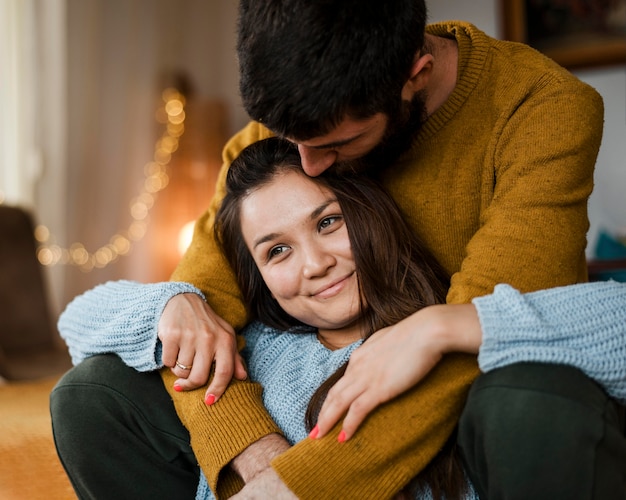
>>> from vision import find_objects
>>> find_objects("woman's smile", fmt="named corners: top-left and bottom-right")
top-left (310, 272), bottom-right (355, 299)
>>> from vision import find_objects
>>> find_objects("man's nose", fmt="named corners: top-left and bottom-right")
top-left (297, 145), bottom-right (337, 177)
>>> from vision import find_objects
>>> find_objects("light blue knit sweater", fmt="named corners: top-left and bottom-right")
top-left (475, 281), bottom-right (626, 403)
top-left (58, 279), bottom-right (626, 498)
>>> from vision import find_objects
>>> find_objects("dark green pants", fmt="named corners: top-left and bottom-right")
top-left (51, 357), bottom-right (626, 499)
top-left (458, 362), bottom-right (626, 500)
top-left (50, 355), bottom-right (199, 500)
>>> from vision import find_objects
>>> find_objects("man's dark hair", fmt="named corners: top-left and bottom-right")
top-left (237, 0), bottom-right (428, 139)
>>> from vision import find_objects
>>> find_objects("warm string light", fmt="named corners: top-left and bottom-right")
top-left (34, 87), bottom-right (186, 272)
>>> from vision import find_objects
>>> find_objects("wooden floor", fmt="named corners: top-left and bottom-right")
top-left (0, 377), bottom-right (76, 500)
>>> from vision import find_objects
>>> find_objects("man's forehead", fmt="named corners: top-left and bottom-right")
top-left (286, 135), bottom-right (362, 151)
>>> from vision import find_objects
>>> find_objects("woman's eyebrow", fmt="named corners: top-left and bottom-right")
top-left (253, 232), bottom-right (280, 250)
top-left (309, 199), bottom-right (337, 220)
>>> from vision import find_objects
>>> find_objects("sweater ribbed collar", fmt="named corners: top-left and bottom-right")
top-left (414, 21), bottom-right (491, 143)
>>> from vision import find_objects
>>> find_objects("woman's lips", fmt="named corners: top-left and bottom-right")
top-left (312, 273), bottom-right (353, 299)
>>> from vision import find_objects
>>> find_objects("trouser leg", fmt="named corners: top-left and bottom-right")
top-left (50, 354), bottom-right (199, 500)
top-left (458, 362), bottom-right (626, 500)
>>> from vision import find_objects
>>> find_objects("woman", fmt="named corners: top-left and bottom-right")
top-left (58, 139), bottom-right (626, 499)
top-left (60, 137), bottom-right (471, 499)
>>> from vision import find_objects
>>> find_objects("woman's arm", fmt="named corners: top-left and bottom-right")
top-left (58, 279), bottom-right (205, 371)
top-left (313, 302), bottom-right (481, 440)
top-left (314, 281), bottom-right (626, 440)
top-left (476, 281), bottom-right (626, 403)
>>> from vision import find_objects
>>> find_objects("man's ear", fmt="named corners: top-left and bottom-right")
top-left (401, 53), bottom-right (434, 100)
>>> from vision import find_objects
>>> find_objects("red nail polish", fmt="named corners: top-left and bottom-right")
top-left (174, 384), bottom-right (182, 392)
top-left (337, 430), bottom-right (347, 443)
top-left (309, 425), bottom-right (319, 439)
top-left (205, 394), bottom-right (216, 406)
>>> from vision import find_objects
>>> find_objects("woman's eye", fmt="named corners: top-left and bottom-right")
top-left (319, 215), bottom-right (342, 231)
top-left (268, 245), bottom-right (289, 260)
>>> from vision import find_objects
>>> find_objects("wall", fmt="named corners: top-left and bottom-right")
top-left (55, 0), bottom-right (243, 310)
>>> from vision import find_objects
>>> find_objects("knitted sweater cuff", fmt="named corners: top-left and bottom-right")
top-left (160, 369), bottom-right (282, 499)
top-left (474, 282), bottom-right (626, 404)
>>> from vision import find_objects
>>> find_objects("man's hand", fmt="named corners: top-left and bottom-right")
top-left (158, 293), bottom-right (247, 402)
top-left (231, 433), bottom-right (291, 483)
top-left (230, 434), bottom-right (295, 500)
top-left (314, 303), bottom-right (482, 441)
top-left (230, 434), bottom-right (295, 498)
top-left (230, 467), bottom-right (297, 499)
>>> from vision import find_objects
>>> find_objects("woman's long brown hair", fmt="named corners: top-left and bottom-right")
top-left (215, 137), bottom-right (468, 499)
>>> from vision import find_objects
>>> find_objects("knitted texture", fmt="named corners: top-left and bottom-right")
top-left (475, 281), bottom-right (626, 404)
top-left (195, 324), bottom-right (479, 500)
top-left (245, 324), bottom-right (362, 444)
top-left (58, 280), bottom-right (204, 371)
top-left (58, 279), bottom-right (626, 497)
top-left (195, 325), bottom-right (362, 499)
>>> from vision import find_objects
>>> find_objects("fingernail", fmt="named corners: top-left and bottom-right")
top-left (205, 393), bottom-right (216, 406)
top-left (174, 384), bottom-right (183, 392)
top-left (309, 425), bottom-right (319, 439)
top-left (337, 430), bottom-right (347, 443)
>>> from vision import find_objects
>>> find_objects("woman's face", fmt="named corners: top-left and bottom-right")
top-left (240, 170), bottom-right (361, 335)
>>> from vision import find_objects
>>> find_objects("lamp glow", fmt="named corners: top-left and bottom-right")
top-left (178, 220), bottom-right (196, 256)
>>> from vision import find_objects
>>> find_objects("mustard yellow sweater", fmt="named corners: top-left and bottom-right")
top-left (162, 22), bottom-right (603, 499)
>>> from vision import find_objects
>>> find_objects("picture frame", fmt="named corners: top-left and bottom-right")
top-left (501, 0), bottom-right (626, 70)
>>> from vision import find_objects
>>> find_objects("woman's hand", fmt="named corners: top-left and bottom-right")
top-left (158, 293), bottom-right (248, 402)
top-left (312, 303), bottom-right (482, 441)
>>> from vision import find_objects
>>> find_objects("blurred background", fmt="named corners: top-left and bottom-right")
top-left (1, 3), bottom-right (624, 497)
top-left (1, 0), bottom-right (625, 317)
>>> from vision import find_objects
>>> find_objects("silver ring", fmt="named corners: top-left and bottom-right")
top-left (175, 360), bottom-right (192, 371)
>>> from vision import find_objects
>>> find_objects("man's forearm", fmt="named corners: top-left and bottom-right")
top-left (160, 370), bottom-right (283, 498)
top-left (231, 433), bottom-right (291, 483)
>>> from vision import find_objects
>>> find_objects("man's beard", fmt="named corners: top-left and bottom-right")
top-left (333, 91), bottom-right (428, 176)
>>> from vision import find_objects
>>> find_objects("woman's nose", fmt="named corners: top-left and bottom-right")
top-left (302, 244), bottom-right (335, 279)
top-left (297, 145), bottom-right (337, 177)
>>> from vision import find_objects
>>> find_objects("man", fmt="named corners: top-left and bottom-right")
top-left (51, 1), bottom-right (622, 499)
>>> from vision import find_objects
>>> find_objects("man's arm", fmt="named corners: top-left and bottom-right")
top-left (231, 434), bottom-right (292, 483)
top-left (273, 354), bottom-right (479, 499)
top-left (160, 368), bottom-right (285, 497)
top-left (445, 73), bottom-right (603, 304)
